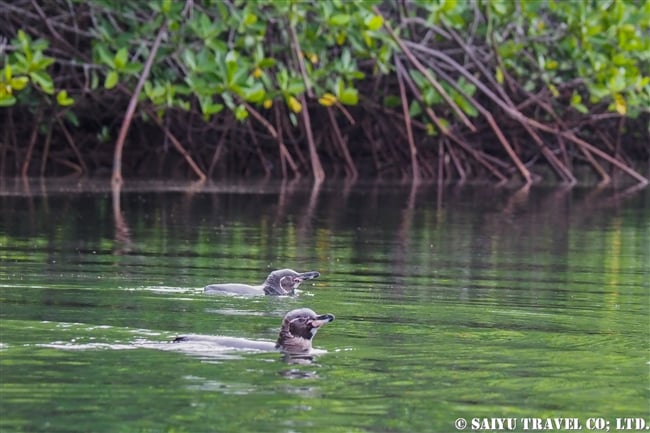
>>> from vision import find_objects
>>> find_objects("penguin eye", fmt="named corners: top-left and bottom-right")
top-left (289, 317), bottom-right (311, 330)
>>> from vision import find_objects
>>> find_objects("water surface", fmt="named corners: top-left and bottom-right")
top-left (1, 179), bottom-right (648, 432)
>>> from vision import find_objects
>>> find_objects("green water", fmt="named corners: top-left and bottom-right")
top-left (1, 179), bottom-right (648, 433)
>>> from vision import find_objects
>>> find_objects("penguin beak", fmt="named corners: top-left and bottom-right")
top-left (310, 313), bottom-right (335, 328)
top-left (296, 271), bottom-right (320, 282)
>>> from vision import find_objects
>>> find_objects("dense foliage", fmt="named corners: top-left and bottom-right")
top-left (1, 0), bottom-right (648, 184)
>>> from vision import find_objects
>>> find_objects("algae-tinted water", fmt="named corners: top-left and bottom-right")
top-left (1, 180), bottom-right (648, 433)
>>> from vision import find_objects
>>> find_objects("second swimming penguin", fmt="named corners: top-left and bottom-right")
top-left (204, 269), bottom-right (320, 296)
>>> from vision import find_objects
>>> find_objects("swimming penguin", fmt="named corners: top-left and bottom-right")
top-left (204, 269), bottom-right (320, 296)
top-left (173, 308), bottom-right (335, 356)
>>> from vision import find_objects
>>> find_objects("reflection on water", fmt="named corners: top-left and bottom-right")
top-left (0, 178), bottom-right (648, 433)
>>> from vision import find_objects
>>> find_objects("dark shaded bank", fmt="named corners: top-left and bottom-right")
top-left (2, 108), bottom-right (649, 184)
top-left (1, 1), bottom-right (648, 185)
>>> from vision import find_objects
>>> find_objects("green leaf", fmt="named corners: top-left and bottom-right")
top-left (196, 12), bottom-right (210, 38)
top-left (286, 79), bottom-right (305, 96)
top-left (277, 68), bottom-right (289, 90)
top-left (258, 58), bottom-right (276, 68)
top-left (4, 64), bottom-right (11, 81)
top-left (497, 41), bottom-right (523, 59)
top-left (121, 63), bottom-right (143, 74)
top-left (177, 100), bottom-right (190, 111)
top-left (105, 70), bottom-right (119, 89)
top-left (64, 110), bottom-right (80, 126)
top-left (573, 102), bottom-right (589, 114)
top-left (457, 77), bottom-right (477, 97)
top-left (365, 15), bottom-right (384, 31)
top-left (32, 51), bottom-right (55, 70)
top-left (17, 29), bottom-right (29, 44)
top-left (244, 35), bottom-right (256, 48)
top-left (17, 30), bottom-right (32, 58)
top-left (588, 84), bottom-right (610, 101)
top-left (225, 50), bottom-right (238, 84)
top-left (339, 87), bottom-right (358, 105)
top-left (56, 90), bottom-right (74, 106)
top-left (182, 50), bottom-right (197, 70)
top-left (12, 53), bottom-right (28, 74)
top-left (409, 100), bottom-right (422, 117)
top-left (244, 13), bottom-right (257, 26)
top-left (225, 51), bottom-right (238, 65)
top-left (328, 14), bottom-right (350, 26)
top-left (612, 93), bottom-right (626, 115)
top-left (97, 126), bottom-right (111, 143)
top-left (422, 87), bottom-right (436, 106)
top-left (145, 81), bottom-right (166, 100)
top-left (143, 80), bottom-right (154, 97)
top-left (161, 0), bottom-right (172, 14)
top-left (336, 78), bottom-right (345, 97)
top-left (570, 91), bottom-right (582, 106)
top-left (242, 84), bottom-right (265, 103)
top-left (221, 92), bottom-right (235, 110)
top-left (10, 76), bottom-right (29, 91)
top-left (165, 82), bottom-right (174, 107)
top-left (0, 94), bottom-right (17, 107)
top-left (442, 0), bottom-right (458, 13)
top-left (608, 70), bottom-right (627, 93)
top-left (288, 112), bottom-right (298, 127)
top-left (199, 96), bottom-right (224, 115)
top-left (362, 30), bottom-right (374, 49)
top-left (490, 0), bottom-right (508, 15)
top-left (95, 45), bottom-right (114, 67)
top-left (173, 84), bottom-right (191, 96)
top-left (455, 95), bottom-right (478, 117)
top-left (91, 71), bottom-right (99, 90)
top-left (30, 71), bottom-right (54, 94)
top-left (340, 48), bottom-right (352, 68)
top-left (234, 104), bottom-right (248, 121)
top-left (495, 67), bottom-right (504, 84)
top-left (114, 48), bottom-right (128, 70)
top-left (383, 95), bottom-right (401, 108)
top-left (231, 68), bottom-right (249, 88)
